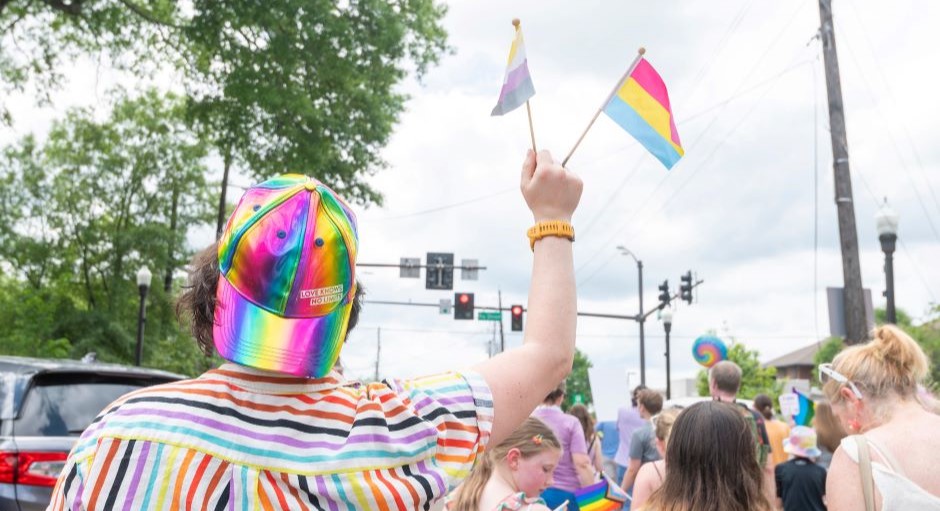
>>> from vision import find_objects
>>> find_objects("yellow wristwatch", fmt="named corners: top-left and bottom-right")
top-left (527, 221), bottom-right (575, 251)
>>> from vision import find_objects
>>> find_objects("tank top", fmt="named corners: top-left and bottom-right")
top-left (840, 436), bottom-right (940, 510)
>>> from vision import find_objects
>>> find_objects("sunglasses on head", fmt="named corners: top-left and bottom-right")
top-left (818, 363), bottom-right (864, 399)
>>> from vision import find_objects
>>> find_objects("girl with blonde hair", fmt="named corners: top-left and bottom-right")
top-left (821, 325), bottom-right (940, 510)
top-left (630, 408), bottom-right (680, 509)
top-left (448, 418), bottom-right (562, 511)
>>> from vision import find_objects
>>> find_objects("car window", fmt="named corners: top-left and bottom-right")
top-left (12, 377), bottom-right (164, 436)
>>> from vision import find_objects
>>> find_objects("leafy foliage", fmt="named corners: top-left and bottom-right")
top-left (564, 349), bottom-right (594, 410)
top-left (0, 0), bottom-right (450, 205)
top-left (0, 91), bottom-right (213, 373)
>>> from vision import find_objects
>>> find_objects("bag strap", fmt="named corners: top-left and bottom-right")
top-left (865, 437), bottom-right (905, 476)
top-left (857, 435), bottom-right (876, 511)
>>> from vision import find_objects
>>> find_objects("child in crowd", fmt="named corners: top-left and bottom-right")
top-left (447, 418), bottom-right (563, 511)
top-left (775, 426), bottom-right (827, 511)
top-left (630, 408), bottom-right (680, 509)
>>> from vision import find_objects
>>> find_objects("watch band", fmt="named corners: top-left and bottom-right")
top-left (527, 221), bottom-right (575, 251)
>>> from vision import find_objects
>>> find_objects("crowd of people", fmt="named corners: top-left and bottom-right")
top-left (45, 152), bottom-right (940, 510)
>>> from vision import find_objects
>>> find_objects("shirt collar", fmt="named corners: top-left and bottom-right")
top-left (202, 362), bottom-right (357, 394)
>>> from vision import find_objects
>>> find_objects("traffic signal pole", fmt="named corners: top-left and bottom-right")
top-left (637, 261), bottom-right (647, 386)
top-left (497, 289), bottom-right (505, 353)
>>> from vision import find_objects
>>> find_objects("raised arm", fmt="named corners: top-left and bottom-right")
top-left (473, 149), bottom-right (582, 446)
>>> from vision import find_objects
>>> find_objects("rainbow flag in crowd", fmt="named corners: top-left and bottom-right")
top-left (491, 22), bottom-right (535, 116)
top-left (793, 390), bottom-right (815, 426)
top-left (574, 476), bottom-right (628, 511)
top-left (603, 58), bottom-right (684, 169)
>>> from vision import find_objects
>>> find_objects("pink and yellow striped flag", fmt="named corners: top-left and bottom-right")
top-left (604, 58), bottom-right (684, 169)
top-left (491, 22), bottom-right (535, 116)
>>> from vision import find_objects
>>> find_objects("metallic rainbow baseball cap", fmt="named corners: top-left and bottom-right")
top-left (214, 174), bottom-right (358, 377)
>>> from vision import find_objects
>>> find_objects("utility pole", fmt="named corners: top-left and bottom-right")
top-left (374, 327), bottom-right (381, 381)
top-left (818, 0), bottom-right (867, 344)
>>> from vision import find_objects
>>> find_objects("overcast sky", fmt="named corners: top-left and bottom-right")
top-left (5, 0), bottom-right (939, 419)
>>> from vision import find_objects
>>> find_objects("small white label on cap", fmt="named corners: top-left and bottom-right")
top-left (300, 285), bottom-right (344, 306)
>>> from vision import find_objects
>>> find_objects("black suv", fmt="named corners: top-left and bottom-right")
top-left (0, 355), bottom-right (183, 511)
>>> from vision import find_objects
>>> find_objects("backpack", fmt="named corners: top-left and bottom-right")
top-left (738, 402), bottom-right (770, 467)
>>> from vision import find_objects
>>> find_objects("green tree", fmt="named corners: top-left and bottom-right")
top-left (874, 306), bottom-right (940, 386)
top-left (811, 336), bottom-right (845, 385)
top-left (564, 349), bottom-right (594, 410)
top-left (696, 342), bottom-right (779, 400)
top-left (0, 90), bottom-right (213, 370)
top-left (0, 0), bottom-right (450, 219)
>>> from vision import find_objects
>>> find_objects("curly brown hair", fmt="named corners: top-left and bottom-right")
top-left (175, 242), bottom-right (364, 357)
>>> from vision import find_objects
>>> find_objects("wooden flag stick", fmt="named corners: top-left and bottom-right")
top-left (561, 47), bottom-right (646, 167)
top-left (525, 99), bottom-right (537, 152)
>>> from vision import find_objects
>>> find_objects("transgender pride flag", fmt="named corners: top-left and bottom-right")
top-left (603, 58), bottom-right (684, 169)
top-left (491, 21), bottom-right (535, 116)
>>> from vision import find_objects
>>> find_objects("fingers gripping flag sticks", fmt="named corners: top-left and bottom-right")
top-left (492, 19), bottom-right (537, 150)
top-left (563, 48), bottom-right (684, 170)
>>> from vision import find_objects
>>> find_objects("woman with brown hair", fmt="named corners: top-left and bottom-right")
top-left (821, 325), bottom-right (940, 509)
top-left (812, 401), bottom-right (846, 470)
top-left (568, 403), bottom-right (604, 475)
top-left (640, 401), bottom-right (772, 511)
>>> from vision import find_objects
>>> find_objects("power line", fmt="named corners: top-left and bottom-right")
top-left (834, 19), bottom-right (940, 243)
top-left (843, 1), bottom-right (940, 219)
top-left (368, 187), bottom-right (516, 221)
top-left (575, 3), bottom-right (810, 284)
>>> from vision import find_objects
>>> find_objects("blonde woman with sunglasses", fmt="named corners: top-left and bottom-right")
top-left (821, 325), bottom-right (940, 510)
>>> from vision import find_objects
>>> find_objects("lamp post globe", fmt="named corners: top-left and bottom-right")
top-left (135, 265), bottom-right (152, 366)
top-left (874, 200), bottom-right (899, 324)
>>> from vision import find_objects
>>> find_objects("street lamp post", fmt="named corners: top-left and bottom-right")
top-left (875, 200), bottom-right (899, 324)
top-left (135, 266), bottom-right (152, 366)
top-left (661, 307), bottom-right (673, 400)
top-left (617, 246), bottom-right (646, 386)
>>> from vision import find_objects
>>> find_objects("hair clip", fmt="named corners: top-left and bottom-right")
top-left (532, 434), bottom-right (543, 445)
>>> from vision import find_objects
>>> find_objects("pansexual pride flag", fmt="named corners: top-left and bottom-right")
top-left (491, 22), bottom-right (535, 116)
top-left (603, 58), bottom-right (684, 169)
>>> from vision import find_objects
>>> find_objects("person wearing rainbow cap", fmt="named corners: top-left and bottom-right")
top-left (48, 149), bottom-right (583, 510)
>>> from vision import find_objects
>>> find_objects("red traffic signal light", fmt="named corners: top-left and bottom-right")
top-left (454, 292), bottom-right (474, 320)
top-left (511, 304), bottom-right (524, 331)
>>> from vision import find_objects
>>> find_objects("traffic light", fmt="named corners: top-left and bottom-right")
top-left (658, 280), bottom-right (670, 309)
top-left (680, 271), bottom-right (693, 304)
top-left (510, 305), bottom-right (524, 331)
top-left (454, 292), bottom-right (474, 320)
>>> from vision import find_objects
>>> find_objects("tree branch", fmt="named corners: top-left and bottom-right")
top-left (40, 0), bottom-right (84, 16)
top-left (116, 0), bottom-right (185, 29)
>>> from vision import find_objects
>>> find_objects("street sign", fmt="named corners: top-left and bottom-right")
top-left (400, 257), bottom-right (420, 278)
top-left (439, 298), bottom-right (452, 315)
top-left (461, 259), bottom-right (478, 280)
top-left (425, 252), bottom-right (454, 290)
top-left (478, 311), bottom-right (501, 321)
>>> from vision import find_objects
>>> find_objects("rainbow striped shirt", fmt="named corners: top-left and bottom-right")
top-left (48, 363), bottom-right (494, 510)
